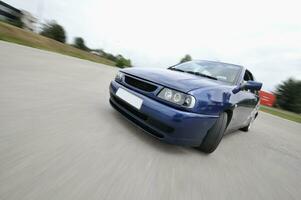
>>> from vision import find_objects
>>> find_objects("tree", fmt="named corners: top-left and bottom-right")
top-left (104, 53), bottom-right (118, 62)
top-left (275, 78), bottom-right (301, 113)
top-left (115, 55), bottom-right (132, 68)
top-left (95, 50), bottom-right (132, 67)
top-left (179, 54), bottom-right (192, 63)
top-left (73, 37), bottom-right (88, 51)
top-left (40, 21), bottom-right (66, 43)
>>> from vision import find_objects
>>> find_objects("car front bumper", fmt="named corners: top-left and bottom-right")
top-left (109, 80), bottom-right (219, 147)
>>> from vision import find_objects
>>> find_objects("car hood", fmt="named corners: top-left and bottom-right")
top-left (121, 68), bottom-right (223, 93)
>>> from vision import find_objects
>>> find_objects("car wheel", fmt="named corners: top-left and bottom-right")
top-left (198, 112), bottom-right (228, 153)
top-left (240, 116), bottom-right (255, 132)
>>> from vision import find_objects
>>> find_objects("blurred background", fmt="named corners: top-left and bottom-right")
top-left (0, 0), bottom-right (300, 121)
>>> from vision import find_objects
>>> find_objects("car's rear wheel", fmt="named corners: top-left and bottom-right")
top-left (198, 112), bottom-right (228, 153)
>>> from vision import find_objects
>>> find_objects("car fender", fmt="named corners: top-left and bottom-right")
top-left (189, 86), bottom-right (236, 116)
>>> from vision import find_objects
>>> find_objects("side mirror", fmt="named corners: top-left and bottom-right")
top-left (232, 81), bottom-right (263, 94)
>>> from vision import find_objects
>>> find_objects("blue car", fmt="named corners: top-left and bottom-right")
top-left (109, 60), bottom-right (262, 153)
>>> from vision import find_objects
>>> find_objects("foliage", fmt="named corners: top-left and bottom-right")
top-left (180, 54), bottom-right (192, 63)
top-left (104, 53), bottom-right (118, 62)
top-left (73, 37), bottom-right (89, 51)
top-left (115, 55), bottom-right (132, 68)
top-left (101, 51), bottom-right (132, 68)
top-left (40, 21), bottom-right (66, 43)
top-left (275, 78), bottom-right (301, 113)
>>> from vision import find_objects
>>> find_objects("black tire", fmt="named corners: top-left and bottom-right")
top-left (198, 112), bottom-right (228, 153)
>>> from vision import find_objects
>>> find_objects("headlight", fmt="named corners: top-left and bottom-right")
top-left (115, 71), bottom-right (124, 82)
top-left (158, 88), bottom-right (196, 108)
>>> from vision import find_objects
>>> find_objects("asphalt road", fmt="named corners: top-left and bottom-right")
top-left (0, 41), bottom-right (301, 200)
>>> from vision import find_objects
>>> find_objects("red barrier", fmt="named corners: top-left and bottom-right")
top-left (259, 91), bottom-right (276, 107)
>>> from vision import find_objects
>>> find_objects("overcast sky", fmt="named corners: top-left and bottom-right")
top-left (6, 0), bottom-right (301, 91)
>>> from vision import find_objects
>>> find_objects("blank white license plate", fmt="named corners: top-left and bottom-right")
top-left (116, 88), bottom-right (143, 110)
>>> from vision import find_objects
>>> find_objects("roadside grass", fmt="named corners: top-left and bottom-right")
top-left (0, 22), bottom-right (115, 66)
top-left (260, 105), bottom-right (301, 123)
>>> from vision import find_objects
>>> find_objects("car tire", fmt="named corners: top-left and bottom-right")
top-left (198, 112), bottom-right (228, 153)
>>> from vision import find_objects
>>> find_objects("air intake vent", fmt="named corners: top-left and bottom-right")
top-left (124, 76), bottom-right (157, 92)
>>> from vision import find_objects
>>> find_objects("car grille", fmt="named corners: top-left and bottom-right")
top-left (124, 75), bottom-right (157, 92)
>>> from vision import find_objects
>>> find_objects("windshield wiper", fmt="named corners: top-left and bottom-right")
top-left (186, 71), bottom-right (218, 80)
top-left (168, 68), bottom-right (218, 80)
top-left (168, 67), bottom-right (185, 72)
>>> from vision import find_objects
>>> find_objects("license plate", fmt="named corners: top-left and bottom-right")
top-left (116, 88), bottom-right (143, 110)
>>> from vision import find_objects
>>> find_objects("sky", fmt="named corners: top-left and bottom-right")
top-left (6, 0), bottom-right (301, 91)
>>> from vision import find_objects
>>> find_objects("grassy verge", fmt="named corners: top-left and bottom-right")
top-left (260, 105), bottom-right (301, 123)
top-left (0, 22), bottom-right (115, 66)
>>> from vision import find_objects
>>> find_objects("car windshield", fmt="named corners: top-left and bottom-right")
top-left (169, 61), bottom-right (241, 84)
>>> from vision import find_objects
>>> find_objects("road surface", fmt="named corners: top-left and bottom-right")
top-left (0, 41), bottom-right (301, 200)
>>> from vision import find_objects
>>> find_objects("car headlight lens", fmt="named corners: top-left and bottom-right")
top-left (158, 88), bottom-right (196, 108)
top-left (115, 71), bottom-right (124, 82)
top-left (164, 89), bottom-right (173, 100)
top-left (173, 93), bottom-right (182, 103)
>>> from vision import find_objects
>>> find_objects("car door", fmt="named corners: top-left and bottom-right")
top-left (228, 69), bottom-right (259, 130)
top-left (235, 70), bottom-right (259, 127)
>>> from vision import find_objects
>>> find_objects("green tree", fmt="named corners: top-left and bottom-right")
top-left (179, 54), bottom-right (192, 63)
top-left (73, 37), bottom-right (88, 51)
top-left (275, 78), bottom-right (301, 113)
top-left (104, 53), bottom-right (118, 62)
top-left (116, 55), bottom-right (132, 68)
top-left (40, 21), bottom-right (66, 43)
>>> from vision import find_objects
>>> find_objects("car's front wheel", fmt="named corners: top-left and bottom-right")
top-left (198, 112), bottom-right (228, 153)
